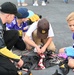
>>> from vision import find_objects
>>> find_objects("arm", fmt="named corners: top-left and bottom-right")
top-left (41, 37), bottom-right (53, 53)
top-left (23, 21), bottom-right (38, 47)
top-left (0, 20), bottom-right (20, 62)
top-left (24, 34), bottom-right (41, 54)
top-left (41, 24), bottom-right (54, 53)
top-left (0, 47), bottom-right (20, 61)
top-left (24, 34), bottom-right (38, 48)
top-left (23, 21), bottom-right (41, 53)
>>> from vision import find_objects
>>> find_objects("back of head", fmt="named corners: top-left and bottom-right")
top-left (0, 2), bottom-right (21, 17)
top-left (17, 7), bottom-right (29, 19)
top-left (66, 12), bottom-right (74, 22)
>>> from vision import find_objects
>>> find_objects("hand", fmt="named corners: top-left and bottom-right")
top-left (36, 46), bottom-right (41, 54)
top-left (40, 47), bottom-right (46, 53)
top-left (17, 59), bottom-right (24, 68)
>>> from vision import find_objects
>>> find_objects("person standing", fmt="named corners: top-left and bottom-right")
top-left (17, 0), bottom-right (28, 6)
top-left (33, 0), bottom-right (46, 6)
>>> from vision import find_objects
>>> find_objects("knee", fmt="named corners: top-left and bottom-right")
top-left (26, 45), bottom-right (32, 50)
top-left (50, 46), bottom-right (56, 52)
top-left (47, 45), bottom-right (56, 52)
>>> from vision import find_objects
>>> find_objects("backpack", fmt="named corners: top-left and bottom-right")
top-left (21, 52), bottom-right (40, 70)
top-left (21, 50), bottom-right (56, 70)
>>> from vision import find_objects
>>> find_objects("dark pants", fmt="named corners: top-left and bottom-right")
top-left (0, 56), bottom-right (18, 75)
top-left (3, 30), bottom-right (26, 50)
top-left (3, 30), bottom-right (19, 50)
top-left (14, 36), bottom-right (26, 50)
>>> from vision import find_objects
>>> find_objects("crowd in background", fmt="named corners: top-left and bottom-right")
top-left (17, 0), bottom-right (69, 6)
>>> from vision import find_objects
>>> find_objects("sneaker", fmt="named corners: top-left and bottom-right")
top-left (33, 2), bottom-right (38, 6)
top-left (33, 1), bottom-right (38, 6)
top-left (41, 1), bottom-right (46, 6)
top-left (22, 3), bottom-right (28, 6)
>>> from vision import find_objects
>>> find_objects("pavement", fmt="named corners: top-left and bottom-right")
top-left (0, 0), bottom-right (74, 75)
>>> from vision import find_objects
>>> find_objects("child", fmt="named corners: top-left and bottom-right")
top-left (6, 7), bottom-right (30, 51)
top-left (17, 0), bottom-right (28, 6)
top-left (59, 12), bottom-right (74, 69)
top-left (33, 0), bottom-right (46, 6)
top-left (6, 7), bottom-right (41, 51)
top-left (24, 18), bottom-right (56, 53)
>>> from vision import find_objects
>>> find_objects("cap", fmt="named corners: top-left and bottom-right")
top-left (37, 18), bottom-right (49, 39)
top-left (0, 2), bottom-right (21, 17)
top-left (17, 7), bottom-right (29, 19)
top-left (27, 10), bottom-right (34, 18)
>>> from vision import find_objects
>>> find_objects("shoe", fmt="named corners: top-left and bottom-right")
top-left (33, 1), bottom-right (38, 6)
top-left (42, 1), bottom-right (46, 6)
top-left (33, 3), bottom-right (38, 6)
top-left (22, 3), bottom-right (28, 6)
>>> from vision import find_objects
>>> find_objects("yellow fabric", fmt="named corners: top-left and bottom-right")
top-left (29, 14), bottom-right (40, 22)
top-left (60, 64), bottom-right (65, 68)
top-left (0, 47), bottom-right (20, 60)
top-left (18, 30), bottom-right (22, 36)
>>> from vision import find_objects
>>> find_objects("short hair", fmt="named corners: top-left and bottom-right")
top-left (66, 12), bottom-right (74, 22)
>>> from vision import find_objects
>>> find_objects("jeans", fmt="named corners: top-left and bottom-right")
top-left (64, 0), bottom-right (68, 2)
top-left (17, 0), bottom-right (25, 3)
